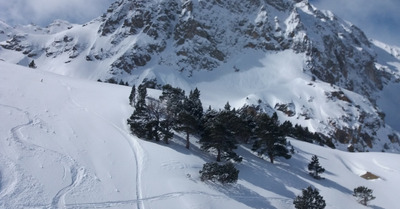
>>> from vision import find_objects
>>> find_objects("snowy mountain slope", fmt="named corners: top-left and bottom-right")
top-left (1, 62), bottom-right (400, 208)
top-left (1, 0), bottom-right (400, 151)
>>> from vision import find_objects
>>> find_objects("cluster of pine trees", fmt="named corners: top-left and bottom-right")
top-left (127, 82), bottom-right (331, 163)
top-left (127, 82), bottom-right (376, 207)
top-left (127, 83), bottom-right (203, 147)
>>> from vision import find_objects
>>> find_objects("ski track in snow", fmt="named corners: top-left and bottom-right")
top-left (0, 155), bottom-right (18, 201)
top-left (65, 191), bottom-right (226, 208)
top-left (63, 83), bottom-right (147, 209)
top-left (50, 167), bottom-right (85, 209)
top-left (0, 103), bottom-right (85, 209)
top-left (64, 191), bottom-right (292, 208)
top-left (62, 83), bottom-right (233, 209)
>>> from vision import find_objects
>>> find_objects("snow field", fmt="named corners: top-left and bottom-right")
top-left (1, 62), bottom-right (400, 208)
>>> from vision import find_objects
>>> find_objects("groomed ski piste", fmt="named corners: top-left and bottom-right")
top-left (1, 60), bottom-right (400, 209)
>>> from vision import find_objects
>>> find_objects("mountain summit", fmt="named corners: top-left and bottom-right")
top-left (1, 0), bottom-right (400, 152)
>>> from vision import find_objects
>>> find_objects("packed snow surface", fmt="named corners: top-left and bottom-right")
top-left (1, 62), bottom-right (400, 209)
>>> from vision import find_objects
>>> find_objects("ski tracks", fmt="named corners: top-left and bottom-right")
top-left (62, 83), bottom-right (146, 209)
top-left (0, 103), bottom-right (85, 209)
top-left (65, 191), bottom-right (227, 208)
top-left (59, 83), bottom-right (231, 209)
top-left (51, 167), bottom-right (85, 209)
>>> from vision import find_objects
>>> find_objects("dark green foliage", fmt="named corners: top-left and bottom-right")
top-left (200, 107), bottom-right (242, 162)
top-left (175, 88), bottom-right (203, 149)
top-left (252, 112), bottom-right (291, 163)
top-left (235, 105), bottom-right (258, 143)
top-left (308, 155), bottom-right (325, 179)
top-left (128, 84), bottom-right (151, 139)
top-left (117, 80), bottom-right (128, 86)
top-left (293, 186), bottom-right (326, 209)
top-left (29, 60), bottom-right (37, 69)
top-left (188, 88), bottom-right (203, 123)
top-left (129, 85), bottom-right (136, 106)
top-left (127, 84), bottom-right (173, 143)
top-left (141, 78), bottom-right (161, 89)
top-left (135, 84), bottom-right (147, 112)
top-left (283, 123), bottom-right (335, 149)
top-left (106, 78), bottom-right (118, 84)
top-left (199, 162), bottom-right (239, 183)
top-left (159, 85), bottom-right (185, 113)
top-left (353, 186), bottom-right (375, 206)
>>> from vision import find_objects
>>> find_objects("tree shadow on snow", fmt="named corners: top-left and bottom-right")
top-left (315, 178), bottom-right (352, 194)
top-left (277, 147), bottom-right (352, 195)
top-left (370, 205), bottom-right (385, 209)
top-left (211, 183), bottom-right (278, 209)
top-left (235, 146), bottom-right (311, 199)
top-left (156, 134), bottom-right (215, 162)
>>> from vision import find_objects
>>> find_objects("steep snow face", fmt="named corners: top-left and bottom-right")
top-left (1, 62), bottom-right (400, 209)
top-left (0, 0), bottom-right (400, 151)
top-left (186, 50), bottom-right (399, 152)
top-left (0, 21), bottom-right (13, 42)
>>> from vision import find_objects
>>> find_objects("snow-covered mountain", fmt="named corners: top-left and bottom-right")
top-left (1, 0), bottom-right (400, 151)
top-left (1, 61), bottom-right (400, 209)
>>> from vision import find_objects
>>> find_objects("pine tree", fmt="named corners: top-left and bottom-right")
top-left (252, 112), bottom-right (291, 163)
top-left (129, 85), bottom-right (136, 106)
top-left (236, 105), bottom-right (258, 143)
top-left (29, 60), bottom-right (37, 69)
top-left (201, 108), bottom-right (241, 162)
top-left (308, 155), bottom-right (325, 179)
top-left (159, 84), bottom-right (185, 120)
top-left (293, 186), bottom-right (326, 209)
top-left (175, 88), bottom-right (203, 149)
top-left (188, 88), bottom-right (203, 124)
top-left (135, 84), bottom-right (147, 112)
top-left (224, 101), bottom-right (231, 111)
top-left (353, 186), bottom-right (375, 206)
top-left (128, 84), bottom-right (150, 138)
top-left (146, 99), bottom-right (163, 141)
top-left (199, 162), bottom-right (239, 183)
top-left (159, 85), bottom-right (186, 143)
top-left (128, 84), bottom-right (174, 142)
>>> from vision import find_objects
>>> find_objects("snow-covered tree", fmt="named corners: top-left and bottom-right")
top-left (293, 186), bottom-right (326, 209)
top-left (353, 186), bottom-right (375, 206)
top-left (308, 155), bottom-right (325, 179)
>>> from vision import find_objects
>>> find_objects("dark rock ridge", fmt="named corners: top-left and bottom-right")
top-left (87, 0), bottom-right (392, 101)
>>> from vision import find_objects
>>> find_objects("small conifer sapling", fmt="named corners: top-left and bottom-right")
top-left (308, 155), bottom-right (325, 179)
top-left (293, 186), bottom-right (326, 209)
top-left (353, 186), bottom-right (375, 206)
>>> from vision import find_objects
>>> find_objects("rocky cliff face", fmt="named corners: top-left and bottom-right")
top-left (1, 0), bottom-right (400, 152)
top-left (88, 0), bottom-right (394, 99)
